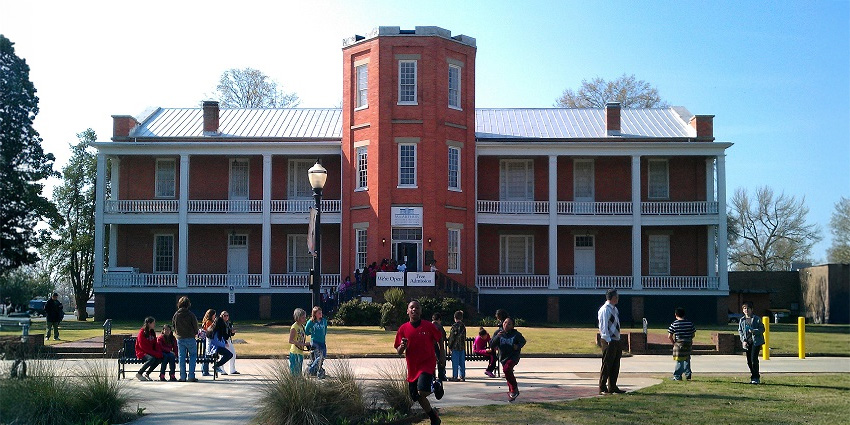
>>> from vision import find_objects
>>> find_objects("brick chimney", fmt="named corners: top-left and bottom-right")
top-left (203, 100), bottom-right (220, 136)
top-left (606, 102), bottom-right (621, 136)
top-left (689, 115), bottom-right (715, 141)
top-left (111, 115), bottom-right (139, 138)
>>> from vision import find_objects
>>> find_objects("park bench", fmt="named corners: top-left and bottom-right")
top-left (444, 337), bottom-right (500, 377)
top-left (0, 316), bottom-right (34, 378)
top-left (117, 336), bottom-right (218, 380)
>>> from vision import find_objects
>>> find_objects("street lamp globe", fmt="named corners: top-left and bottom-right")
top-left (308, 161), bottom-right (328, 190)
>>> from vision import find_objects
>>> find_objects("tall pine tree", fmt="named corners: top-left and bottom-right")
top-left (0, 35), bottom-right (58, 275)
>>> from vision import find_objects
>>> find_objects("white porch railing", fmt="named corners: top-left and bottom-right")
top-left (477, 275), bottom-right (549, 288)
top-left (187, 274), bottom-right (262, 287)
top-left (477, 201), bottom-right (549, 214)
top-left (105, 200), bottom-right (178, 213)
top-left (558, 202), bottom-right (632, 215)
top-left (269, 274), bottom-right (341, 288)
top-left (641, 276), bottom-right (719, 290)
top-left (641, 201), bottom-right (719, 215)
top-left (270, 199), bottom-right (342, 213)
top-left (102, 273), bottom-right (178, 287)
top-left (188, 200), bottom-right (263, 213)
top-left (558, 275), bottom-right (633, 289)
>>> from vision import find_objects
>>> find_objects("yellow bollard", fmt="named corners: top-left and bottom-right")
top-left (762, 316), bottom-right (770, 360)
top-left (798, 316), bottom-right (806, 359)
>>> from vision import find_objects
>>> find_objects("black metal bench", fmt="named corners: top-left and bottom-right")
top-left (117, 337), bottom-right (217, 380)
top-left (444, 337), bottom-right (500, 377)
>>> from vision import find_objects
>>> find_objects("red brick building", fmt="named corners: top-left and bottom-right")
top-left (93, 27), bottom-right (731, 323)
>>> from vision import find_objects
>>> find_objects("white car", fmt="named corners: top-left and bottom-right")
top-left (74, 300), bottom-right (95, 317)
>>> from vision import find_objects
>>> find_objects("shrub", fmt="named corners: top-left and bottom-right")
top-left (417, 296), bottom-right (465, 321)
top-left (0, 360), bottom-right (134, 425)
top-left (255, 359), bottom-right (366, 425)
top-left (331, 299), bottom-right (382, 326)
top-left (380, 288), bottom-right (407, 329)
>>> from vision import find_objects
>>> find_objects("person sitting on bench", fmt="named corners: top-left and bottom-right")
top-left (135, 316), bottom-right (162, 381)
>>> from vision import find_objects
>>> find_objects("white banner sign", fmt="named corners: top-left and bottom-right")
top-left (406, 272), bottom-right (435, 287)
top-left (391, 206), bottom-right (423, 227)
top-left (376, 272), bottom-right (405, 286)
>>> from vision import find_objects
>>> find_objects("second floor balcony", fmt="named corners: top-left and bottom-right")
top-left (477, 200), bottom-right (718, 217)
top-left (105, 199), bottom-right (342, 214)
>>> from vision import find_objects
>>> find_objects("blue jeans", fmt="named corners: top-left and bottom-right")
top-left (673, 358), bottom-right (691, 379)
top-left (160, 351), bottom-right (176, 375)
top-left (308, 341), bottom-right (327, 375)
top-left (451, 350), bottom-right (466, 379)
top-left (177, 337), bottom-right (197, 380)
top-left (289, 353), bottom-right (304, 375)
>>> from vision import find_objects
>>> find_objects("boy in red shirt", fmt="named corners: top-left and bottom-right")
top-left (394, 300), bottom-right (445, 425)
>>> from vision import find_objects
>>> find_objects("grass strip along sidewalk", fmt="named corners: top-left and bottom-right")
top-left (437, 374), bottom-right (850, 425)
top-left (5, 320), bottom-right (849, 356)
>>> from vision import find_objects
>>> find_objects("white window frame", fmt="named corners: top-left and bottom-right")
top-left (448, 64), bottom-right (461, 110)
top-left (499, 159), bottom-right (534, 201)
top-left (573, 159), bottom-right (595, 201)
top-left (153, 234), bottom-right (174, 273)
top-left (229, 158), bottom-right (250, 200)
top-left (398, 144), bottom-right (417, 188)
top-left (154, 158), bottom-right (176, 198)
top-left (648, 234), bottom-right (671, 276)
top-left (355, 228), bottom-right (368, 270)
top-left (287, 159), bottom-right (313, 199)
top-left (287, 234), bottom-right (312, 274)
top-left (398, 60), bottom-right (418, 105)
top-left (448, 146), bottom-right (461, 191)
top-left (499, 235), bottom-right (534, 275)
top-left (355, 64), bottom-right (368, 109)
top-left (648, 159), bottom-right (670, 200)
top-left (355, 146), bottom-right (368, 191)
top-left (447, 228), bottom-right (461, 273)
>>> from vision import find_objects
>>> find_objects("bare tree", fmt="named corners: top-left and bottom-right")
top-left (728, 187), bottom-right (822, 271)
top-left (555, 74), bottom-right (668, 108)
top-left (215, 68), bottom-right (300, 108)
top-left (827, 196), bottom-right (850, 263)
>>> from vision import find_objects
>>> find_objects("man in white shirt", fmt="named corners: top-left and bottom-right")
top-left (597, 289), bottom-right (625, 394)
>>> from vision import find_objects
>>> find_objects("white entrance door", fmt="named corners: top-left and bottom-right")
top-left (574, 159), bottom-right (594, 214)
top-left (228, 234), bottom-right (249, 285)
top-left (574, 235), bottom-right (596, 288)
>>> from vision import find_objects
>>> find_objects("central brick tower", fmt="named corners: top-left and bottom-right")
top-left (340, 27), bottom-right (477, 285)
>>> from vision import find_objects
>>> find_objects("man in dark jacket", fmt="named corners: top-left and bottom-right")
top-left (45, 293), bottom-right (63, 340)
top-left (172, 296), bottom-right (200, 382)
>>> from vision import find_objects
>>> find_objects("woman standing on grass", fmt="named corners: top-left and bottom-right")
top-left (489, 317), bottom-right (526, 402)
top-left (135, 316), bottom-right (162, 381)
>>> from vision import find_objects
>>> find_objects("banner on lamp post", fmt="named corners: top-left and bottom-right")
top-left (307, 207), bottom-right (317, 255)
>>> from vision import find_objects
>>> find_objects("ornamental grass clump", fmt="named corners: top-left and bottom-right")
top-left (254, 358), bottom-right (366, 425)
top-left (370, 360), bottom-right (413, 415)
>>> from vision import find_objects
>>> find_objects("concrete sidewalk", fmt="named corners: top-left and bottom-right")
top-left (28, 355), bottom-right (850, 425)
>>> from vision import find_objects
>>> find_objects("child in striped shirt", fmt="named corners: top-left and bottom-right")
top-left (667, 307), bottom-right (696, 381)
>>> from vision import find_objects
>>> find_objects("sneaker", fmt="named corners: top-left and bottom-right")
top-left (671, 376), bottom-right (682, 381)
top-left (136, 373), bottom-right (146, 381)
top-left (187, 377), bottom-right (198, 382)
top-left (216, 367), bottom-right (227, 375)
top-left (159, 375), bottom-right (166, 381)
top-left (686, 375), bottom-right (692, 381)
top-left (508, 391), bottom-right (519, 402)
top-left (177, 378), bottom-right (187, 382)
top-left (169, 375), bottom-right (178, 382)
top-left (432, 379), bottom-right (444, 400)
top-left (750, 379), bottom-right (760, 385)
top-left (202, 372), bottom-right (212, 377)
top-left (610, 388), bottom-right (627, 394)
top-left (485, 370), bottom-right (496, 378)
top-left (230, 371), bottom-right (240, 375)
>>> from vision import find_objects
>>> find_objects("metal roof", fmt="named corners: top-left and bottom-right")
top-left (127, 107), bottom-right (696, 140)
top-left (475, 108), bottom-right (695, 139)
top-left (130, 108), bottom-right (343, 139)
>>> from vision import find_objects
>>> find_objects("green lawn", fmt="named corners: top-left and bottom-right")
top-left (3, 320), bottom-right (848, 356)
top-left (437, 374), bottom-right (850, 425)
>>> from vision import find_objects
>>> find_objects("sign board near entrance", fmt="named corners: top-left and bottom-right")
top-left (376, 272), bottom-right (405, 286)
top-left (391, 207), bottom-right (423, 227)
top-left (407, 272), bottom-right (435, 287)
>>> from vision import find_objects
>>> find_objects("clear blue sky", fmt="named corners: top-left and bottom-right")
top-left (2, 1), bottom-right (848, 263)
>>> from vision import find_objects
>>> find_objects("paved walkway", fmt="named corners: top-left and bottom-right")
top-left (21, 355), bottom-right (847, 425)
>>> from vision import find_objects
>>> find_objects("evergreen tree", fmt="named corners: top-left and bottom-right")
top-left (0, 35), bottom-right (58, 275)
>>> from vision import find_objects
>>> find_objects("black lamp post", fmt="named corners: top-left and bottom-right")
top-left (308, 160), bottom-right (328, 308)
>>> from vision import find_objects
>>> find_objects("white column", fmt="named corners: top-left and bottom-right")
top-left (178, 154), bottom-right (189, 288)
top-left (262, 154), bottom-right (272, 289)
top-left (705, 158), bottom-right (715, 203)
top-left (93, 154), bottom-right (106, 288)
top-left (548, 155), bottom-right (558, 289)
top-left (716, 154), bottom-right (729, 291)
top-left (631, 155), bottom-right (642, 290)
top-left (108, 157), bottom-right (120, 269)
